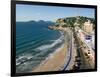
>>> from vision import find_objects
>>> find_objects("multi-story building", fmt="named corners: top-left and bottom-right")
top-left (83, 20), bottom-right (93, 34)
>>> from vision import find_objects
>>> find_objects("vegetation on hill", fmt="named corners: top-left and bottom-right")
top-left (55, 16), bottom-right (95, 29)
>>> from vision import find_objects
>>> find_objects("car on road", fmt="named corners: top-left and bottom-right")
top-left (85, 35), bottom-right (92, 40)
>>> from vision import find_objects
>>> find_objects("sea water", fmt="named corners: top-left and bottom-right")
top-left (16, 21), bottom-right (64, 73)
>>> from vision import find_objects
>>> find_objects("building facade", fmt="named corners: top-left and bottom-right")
top-left (83, 20), bottom-right (93, 33)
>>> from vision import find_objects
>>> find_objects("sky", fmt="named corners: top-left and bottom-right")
top-left (16, 4), bottom-right (95, 22)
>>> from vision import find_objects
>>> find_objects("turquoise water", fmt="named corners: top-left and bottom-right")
top-left (16, 21), bottom-right (64, 73)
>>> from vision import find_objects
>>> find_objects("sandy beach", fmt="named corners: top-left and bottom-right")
top-left (32, 43), bottom-right (68, 72)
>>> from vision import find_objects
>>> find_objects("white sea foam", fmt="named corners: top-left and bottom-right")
top-left (35, 32), bottom-right (64, 51)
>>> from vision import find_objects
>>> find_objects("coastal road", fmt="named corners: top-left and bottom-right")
top-left (62, 28), bottom-right (77, 71)
top-left (62, 29), bottom-right (73, 70)
top-left (74, 28), bottom-right (95, 69)
top-left (76, 37), bottom-right (94, 69)
top-left (76, 27), bottom-right (95, 68)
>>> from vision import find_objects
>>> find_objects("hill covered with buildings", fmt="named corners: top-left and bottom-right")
top-left (49, 16), bottom-right (95, 34)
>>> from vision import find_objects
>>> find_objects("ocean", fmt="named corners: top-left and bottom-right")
top-left (16, 21), bottom-right (65, 73)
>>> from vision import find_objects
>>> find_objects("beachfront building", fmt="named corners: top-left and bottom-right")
top-left (83, 20), bottom-right (93, 34)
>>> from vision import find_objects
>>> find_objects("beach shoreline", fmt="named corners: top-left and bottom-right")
top-left (32, 43), bottom-right (68, 72)
top-left (32, 27), bottom-right (70, 72)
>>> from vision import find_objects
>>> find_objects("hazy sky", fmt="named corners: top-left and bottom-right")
top-left (16, 4), bottom-right (95, 22)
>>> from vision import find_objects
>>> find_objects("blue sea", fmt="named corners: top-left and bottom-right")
top-left (16, 21), bottom-right (65, 73)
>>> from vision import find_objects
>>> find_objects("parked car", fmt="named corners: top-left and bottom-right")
top-left (85, 35), bottom-right (92, 40)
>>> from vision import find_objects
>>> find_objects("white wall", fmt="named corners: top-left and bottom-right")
top-left (0, 0), bottom-right (99, 77)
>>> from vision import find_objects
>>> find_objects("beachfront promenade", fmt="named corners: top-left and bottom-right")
top-left (32, 26), bottom-right (95, 72)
